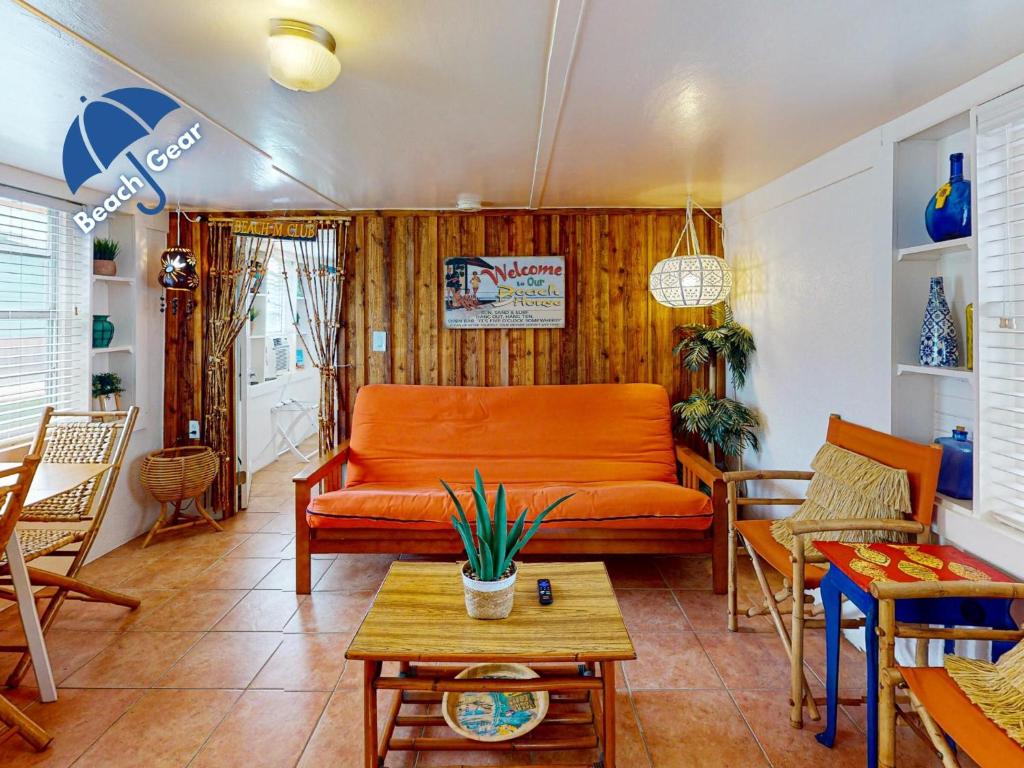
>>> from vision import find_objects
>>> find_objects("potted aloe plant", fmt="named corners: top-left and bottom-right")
top-left (93, 237), bottom-right (120, 277)
top-left (443, 470), bottom-right (572, 620)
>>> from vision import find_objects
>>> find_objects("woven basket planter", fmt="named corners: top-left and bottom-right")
top-left (139, 446), bottom-right (218, 503)
top-left (461, 561), bottom-right (518, 620)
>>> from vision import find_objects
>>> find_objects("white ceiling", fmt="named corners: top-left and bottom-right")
top-left (3, 0), bottom-right (1024, 210)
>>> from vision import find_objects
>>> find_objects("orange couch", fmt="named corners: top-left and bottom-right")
top-left (293, 383), bottom-right (726, 594)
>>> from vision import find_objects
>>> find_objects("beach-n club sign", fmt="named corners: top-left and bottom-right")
top-left (62, 87), bottom-right (202, 233)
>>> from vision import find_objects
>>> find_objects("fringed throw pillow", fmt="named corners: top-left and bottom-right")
top-left (945, 643), bottom-right (1024, 746)
top-left (770, 443), bottom-right (912, 559)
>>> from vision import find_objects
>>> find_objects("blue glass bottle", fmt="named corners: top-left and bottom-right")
top-left (935, 426), bottom-right (973, 500)
top-left (925, 153), bottom-right (971, 242)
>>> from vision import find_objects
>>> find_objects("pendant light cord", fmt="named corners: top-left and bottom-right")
top-left (669, 196), bottom-right (726, 258)
top-left (174, 202), bottom-right (202, 246)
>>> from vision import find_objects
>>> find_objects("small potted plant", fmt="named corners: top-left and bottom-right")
top-left (443, 470), bottom-right (572, 620)
top-left (91, 372), bottom-right (124, 409)
top-left (93, 238), bottom-right (120, 277)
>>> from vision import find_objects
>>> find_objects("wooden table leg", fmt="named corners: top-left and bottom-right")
top-left (5, 531), bottom-right (56, 702)
top-left (601, 661), bottom-right (616, 768)
top-left (364, 660), bottom-right (381, 768)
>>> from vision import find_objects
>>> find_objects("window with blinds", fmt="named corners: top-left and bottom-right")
top-left (0, 193), bottom-right (88, 445)
top-left (977, 88), bottom-right (1024, 533)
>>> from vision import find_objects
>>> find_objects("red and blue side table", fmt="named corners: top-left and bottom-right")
top-left (812, 541), bottom-right (1015, 768)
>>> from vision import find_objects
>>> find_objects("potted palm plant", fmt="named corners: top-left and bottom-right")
top-left (673, 303), bottom-right (760, 466)
top-left (443, 470), bottom-right (572, 620)
top-left (93, 238), bottom-right (120, 277)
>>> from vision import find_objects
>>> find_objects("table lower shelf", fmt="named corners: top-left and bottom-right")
top-left (366, 661), bottom-right (615, 768)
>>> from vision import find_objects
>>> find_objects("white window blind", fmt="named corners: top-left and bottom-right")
top-left (977, 88), bottom-right (1024, 533)
top-left (0, 193), bottom-right (88, 445)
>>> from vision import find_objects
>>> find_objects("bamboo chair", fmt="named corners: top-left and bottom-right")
top-left (725, 415), bottom-right (942, 728)
top-left (0, 419), bottom-right (51, 751)
top-left (0, 407), bottom-right (139, 688)
top-left (873, 580), bottom-right (1024, 768)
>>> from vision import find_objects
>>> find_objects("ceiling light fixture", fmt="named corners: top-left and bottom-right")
top-left (268, 18), bottom-right (341, 93)
top-left (649, 197), bottom-right (732, 308)
top-left (456, 193), bottom-right (482, 212)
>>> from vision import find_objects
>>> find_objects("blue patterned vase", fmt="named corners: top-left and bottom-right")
top-left (925, 153), bottom-right (971, 242)
top-left (919, 277), bottom-right (959, 367)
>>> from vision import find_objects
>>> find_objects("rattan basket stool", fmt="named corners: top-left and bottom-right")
top-left (139, 446), bottom-right (221, 548)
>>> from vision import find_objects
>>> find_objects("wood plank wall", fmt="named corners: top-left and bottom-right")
top-left (166, 208), bottom-right (724, 514)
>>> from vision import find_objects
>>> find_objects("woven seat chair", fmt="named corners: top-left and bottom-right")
top-left (725, 415), bottom-right (941, 729)
top-left (0, 418), bottom-right (51, 751)
top-left (0, 407), bottom-right (139, 688)
top-left (873, 580), bottom-right (1024, 768)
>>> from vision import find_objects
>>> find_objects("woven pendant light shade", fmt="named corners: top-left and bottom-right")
top-left (649, 254), bottom-right (732, 308)
top-left (649, 198), bottom-right (732, 308)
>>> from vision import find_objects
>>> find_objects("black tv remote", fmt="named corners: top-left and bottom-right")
top-left (537, 578), bottom-right (553, 605)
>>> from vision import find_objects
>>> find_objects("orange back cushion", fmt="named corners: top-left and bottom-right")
top-left (346, 384), bottom-right (678, 486)
top-left (826, 416), bottom-right (942, 527)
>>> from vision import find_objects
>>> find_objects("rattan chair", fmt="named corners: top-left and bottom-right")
top-left (874, 580), bottom-right (1024, 768)
top-left (0, 407), bottom-right (139, 688)
top-left (725, 415), bottom-right (941, 728)
top-left (0, 422), bottom-right (51, 751)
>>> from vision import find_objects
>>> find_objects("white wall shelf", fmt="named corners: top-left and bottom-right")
top-left (91, 274), bottom-right (136, 285)
top-left (92, 344), bottom-right (134, 356)
top-left (891, 108), bottom-right (977, 452)
top-left (895, 363), bottom-right (974, 382)
top-left (896, 237), bottom-right (973, 262)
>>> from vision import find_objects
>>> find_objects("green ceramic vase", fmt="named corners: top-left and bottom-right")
top-left (92, 315), bottom-right (115, 348)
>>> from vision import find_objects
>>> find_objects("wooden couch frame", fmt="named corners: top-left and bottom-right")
top-left (294, 441), bottom-right (728, 595)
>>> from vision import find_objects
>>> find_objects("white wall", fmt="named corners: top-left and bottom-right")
top-left (723, 52), bottom-right (1024, 521)
top-left (0, 164), bottom-right (165, 559)
top-left (243, 370), bottom-right (319, 477)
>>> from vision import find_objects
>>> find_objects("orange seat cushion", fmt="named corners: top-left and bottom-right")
top-left (309, 481), bottom-right (712, 530)
top-left (734, 519), bottom-right (827, 588)
top-left (901, 666), bottom-right (1024, 767)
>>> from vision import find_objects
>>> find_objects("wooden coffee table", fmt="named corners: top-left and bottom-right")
top-left (346, 560), bottom-right (635, 768)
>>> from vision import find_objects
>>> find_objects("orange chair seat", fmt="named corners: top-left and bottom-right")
top-left (900, 666), bottom-right (1024, 767)
top-left (308, 480), bottom-right (712, 531)
top-left (734, 519), bottom-right (827, 588)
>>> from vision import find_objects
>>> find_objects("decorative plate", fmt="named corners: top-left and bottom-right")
top-left (442, 663), bottom-right (549, 743)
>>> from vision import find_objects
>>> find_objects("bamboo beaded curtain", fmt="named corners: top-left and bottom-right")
top-left (279, 220), bottom-right (350, 455)
top-left (203, 223), bottom-right (272, 511)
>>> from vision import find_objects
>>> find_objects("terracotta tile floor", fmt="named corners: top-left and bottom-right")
top-left (0, 454), bottom-right (952, 767)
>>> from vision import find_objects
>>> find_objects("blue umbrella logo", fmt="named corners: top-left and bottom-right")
top-left (62, 87), bottom-right (180, 215)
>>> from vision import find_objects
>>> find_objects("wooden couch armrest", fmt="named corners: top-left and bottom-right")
top-left (292, 440), bottom-right (349, 490)
top-left (674, 443), bottom-right (724, 487)
top-left (674, 442), bottom-right (728, 594)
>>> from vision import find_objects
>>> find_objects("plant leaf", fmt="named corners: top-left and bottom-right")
top-left (451, 515), bottom-right (480, 575)
top-left (507, 507), bottom-right (528, 551)
top-left (472, 485), bottom-right (492, 550)
top-left (441, 478), bottom-right (475, 550)
top-left (494, 483), bottom-right (507, 568)
top-left (502, 494), bottom-right (574, 570)
top-left (480, 541), bottom-right (494, 581)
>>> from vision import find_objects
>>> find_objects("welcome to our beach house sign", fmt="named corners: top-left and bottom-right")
top-left (443, 256), bottom-right (565, 329)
